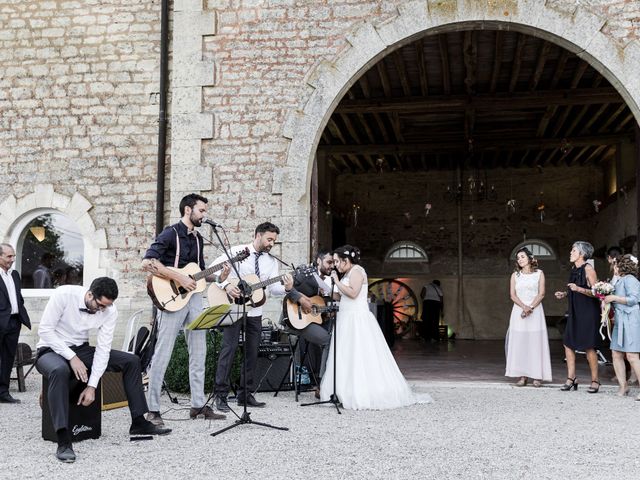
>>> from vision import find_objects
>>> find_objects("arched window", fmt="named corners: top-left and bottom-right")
top-left (385, 242), bottom-right (428, 262)
top-left (510, 240), bottom-right (556, 260)
top-left (15, 211), bottom-right (84, 289)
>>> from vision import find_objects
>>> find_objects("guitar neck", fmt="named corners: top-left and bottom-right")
top-left (192, 258), bottom-right (236, 282)
top-left (252, 274), bottom-right (287, 290)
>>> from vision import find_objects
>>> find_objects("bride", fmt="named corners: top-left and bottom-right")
top-left (320, 245), bottom-right (431, 409)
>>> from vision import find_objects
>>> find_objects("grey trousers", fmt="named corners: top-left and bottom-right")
top-left (294, 323), bottom-right (331, 378)
top-left (36, 344), bottom-right (148, 432)
top-left (147, 294), bottom-right (207, 411)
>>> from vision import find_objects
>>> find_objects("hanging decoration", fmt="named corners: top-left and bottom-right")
top-left (376, 157), bottom-right (385, 174)
top-left (424, 202), bottom-right (432, 217)
top-left (352, 203), bottom-right (360, 226)
top-left (468, 214), bottom-right (475, 226)
top-left (536, 192), bottom-right (545, 223)
top-left (506, 199), bottom-right (517, 213)
top-left (592, 199), bottom-right (602, 213)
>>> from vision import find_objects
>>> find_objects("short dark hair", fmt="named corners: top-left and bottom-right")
top-left (433, 280), bottom-right (441, 286)
top-left (315, 249), bottom-right (332, 262)
top-left (255, 222), bottom-right (280, 236)
top-left (179, 193), bottom-right (208, 216)
top-left (334, 244), bottom-right (361, 264)
top-left (89, 277), bottom-right (119, 301)
top-left (607, 246), bottom-right (623, 260)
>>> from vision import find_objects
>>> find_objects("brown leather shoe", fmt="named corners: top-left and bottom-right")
top-left (190, 405), bottom-right (225, 420)
top-left (314, 387), bottom-right (320, 399)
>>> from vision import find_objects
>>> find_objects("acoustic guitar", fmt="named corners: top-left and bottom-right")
top-left (284, 295), bottom-right (339, 330)
top-left (207, 264), bottom-right (316, 309)
top-left (147, 248), bottom-right (250, 312)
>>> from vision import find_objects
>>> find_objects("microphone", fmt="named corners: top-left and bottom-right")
top-left (202, 218), bottom-right (223, 228)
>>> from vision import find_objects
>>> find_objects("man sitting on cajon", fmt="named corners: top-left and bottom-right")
top-left (36, 277), bottom-right (171, 463)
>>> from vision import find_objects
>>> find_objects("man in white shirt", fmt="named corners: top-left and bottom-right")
top-left (212, 222), bottom-right (293, 411)
top-left (35, 277), bottom-right (171, 463)
top-left (0, 243), bottom-right (31, 404)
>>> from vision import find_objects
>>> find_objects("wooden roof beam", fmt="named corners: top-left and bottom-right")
top-left (376, 61), bottom-right (392, 97)
top-left (439, 34), bottom-right (451, 95)
top-left (489, 31), bottom-right (503, 94)
top-left (392, 50), bottom-right (412, 96)
top-left (529, 41), bottom-right (551, 91)
top-left (415, 39), bottom-right (429, 96)
top-left (463, 31), bottom-right (477, 95)
top-left (508, 34), bottom-right (526, 93)
top-left (334, 88), bottom-right (622, 113)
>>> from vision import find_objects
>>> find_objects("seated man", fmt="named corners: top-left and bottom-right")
top-left (36, 277), bottom-right (171, 463)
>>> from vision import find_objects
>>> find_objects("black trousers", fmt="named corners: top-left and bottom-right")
top-left (0, 315), bottom-right (21, 396)
top-left (36, 344), bottom-right (148, 432)
top-left (214, 315), bottom-right (261, 398)
top-left (421, 300), bottom-right (442, 340)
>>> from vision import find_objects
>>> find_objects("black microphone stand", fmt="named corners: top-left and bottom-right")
top-left (208, 224), bottom-right (288, 436)
top-left (301, 275), bottom-right (341, 414)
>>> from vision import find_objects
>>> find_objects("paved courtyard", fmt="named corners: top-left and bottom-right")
top-left (1, 340), bottom-right (637, 479)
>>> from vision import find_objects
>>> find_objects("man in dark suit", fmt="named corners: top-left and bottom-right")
top-left (0, 243), bottom-right (31, 403)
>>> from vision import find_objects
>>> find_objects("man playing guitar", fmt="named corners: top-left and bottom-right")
top-left (283, 250), bottom-right (334, 396)
top-left (141, 193), bottom-right (230, 425)
top-left (212, 222), bottom-right (293, 412)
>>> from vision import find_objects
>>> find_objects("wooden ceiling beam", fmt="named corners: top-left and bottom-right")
top-left (489, 30), bottom-right (503, 94)
top-left (415, 39), bottom-right (429, 96)
top-left (599, 104), bottom-right (626, 132)
top-left (439, 34), bottom-right (451, 95)
top-left (377, 61), bottom-right (392, 97)
top-left (463, 31), bottom-right (477, 95)
top-left (334, 87), bottom-right (622, 113)
top-left (392, 50), bottom-right (412, 96)
top-left (508, 34), bottom-right (526, 93)
top-left (318, 133), bottom-right (632, 155)
top-left (549, 49), bottom-right (569, 89)
top-left (339, 113), bottom-right (362, 144)
top-left (529, 41), bottom-right (551, 91)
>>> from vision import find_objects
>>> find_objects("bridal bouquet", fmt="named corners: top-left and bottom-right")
top-left (592, 281), bottom-right (615, 340)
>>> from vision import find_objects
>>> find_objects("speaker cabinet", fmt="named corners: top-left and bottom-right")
top-left (255, 343), bottom-right (292, 392)
top-left (42, 377), bottom-right (101, 442)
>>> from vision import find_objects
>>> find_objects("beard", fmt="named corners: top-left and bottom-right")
top-left (190, 214), bottom-right (202, 227)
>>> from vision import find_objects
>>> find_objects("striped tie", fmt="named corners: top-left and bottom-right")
top-left (254, 251), bottom-right (262, 279)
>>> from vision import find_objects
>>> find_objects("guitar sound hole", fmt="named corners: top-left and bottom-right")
top-left (170, 280), bottom-right (187, 297)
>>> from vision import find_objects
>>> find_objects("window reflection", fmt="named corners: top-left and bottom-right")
top-left (19, 213), bottom-right (84, 288)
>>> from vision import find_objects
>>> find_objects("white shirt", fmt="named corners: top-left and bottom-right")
top-left (211, 243), bottom-right (286, 317)
top-left (36, 285), bottom-right (118, 388)
top-left (0, 268), bottom-right (19, 314)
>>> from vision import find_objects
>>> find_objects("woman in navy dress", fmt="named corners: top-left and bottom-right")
top-left (604, 254), bottom-right (640, 399)
top-left (554, 241), bottom-right (601, 393)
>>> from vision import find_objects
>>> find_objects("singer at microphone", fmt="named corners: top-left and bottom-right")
top-left (202, 218), bottom-right (222, 228)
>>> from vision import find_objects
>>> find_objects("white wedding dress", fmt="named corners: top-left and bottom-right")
top-left (320, 265), bottom-right (432, 409)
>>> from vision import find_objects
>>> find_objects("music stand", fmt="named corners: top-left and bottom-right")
top-left (186, 304), bottom-right (233, 330)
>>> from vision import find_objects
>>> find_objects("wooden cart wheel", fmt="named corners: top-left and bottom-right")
top-left (368, 279), bottom-right (419, 337)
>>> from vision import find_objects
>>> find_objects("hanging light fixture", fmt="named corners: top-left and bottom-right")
top-left (30, 226), bottom-right (46, 242)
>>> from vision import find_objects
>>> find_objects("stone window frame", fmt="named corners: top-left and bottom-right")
top-left (385, 241), bottom-right (428, 262)
top-left (510, 240), bottom-right (556, 261)
top-left (0, 184), bottom-right (107, 298)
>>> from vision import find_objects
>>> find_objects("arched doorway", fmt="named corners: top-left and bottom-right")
top-left (284, 6), bottom-right (640, 343)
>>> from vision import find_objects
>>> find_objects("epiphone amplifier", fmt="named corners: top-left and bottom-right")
top-left (255, 342), bottom-right (292, 392)
top-left (42, 377), bottom-right (102, 442)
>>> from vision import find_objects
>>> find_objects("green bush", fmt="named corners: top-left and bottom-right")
top-left (164, 331), bottom-right (242, 394)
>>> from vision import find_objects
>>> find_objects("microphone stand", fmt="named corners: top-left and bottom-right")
top-left (301, 274), bottom-right (341, 414)
top-left (207, 224), bottom-right (288, 436)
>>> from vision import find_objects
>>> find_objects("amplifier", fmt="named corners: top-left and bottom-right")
top-left (255, 342), bottom-right (292, 392)
top-left (101, 371), bottom-right (128, 411)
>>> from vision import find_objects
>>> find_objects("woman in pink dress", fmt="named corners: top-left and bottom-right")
top-left (505, 247), bottom-right (552, 387)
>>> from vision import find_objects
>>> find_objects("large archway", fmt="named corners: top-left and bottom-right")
top-left (283, 2), bottom-right (640, 340)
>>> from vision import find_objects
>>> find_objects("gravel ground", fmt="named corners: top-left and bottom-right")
top-left (1, 374), bottom-right (639, 480)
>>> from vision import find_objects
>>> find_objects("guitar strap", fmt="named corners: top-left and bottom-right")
top-left (267, 252), bottom-right (291, 268)
top-left (172, 225), bottom-right (200, 269)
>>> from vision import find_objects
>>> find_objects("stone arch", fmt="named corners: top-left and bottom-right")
top-left (282, 0), bottom-right (640, 259)
top-left (0, 184), bottom-right (109, 290)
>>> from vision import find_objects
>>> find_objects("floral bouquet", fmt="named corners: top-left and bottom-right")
top-left (592, 281), bottom-right (615, 340)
